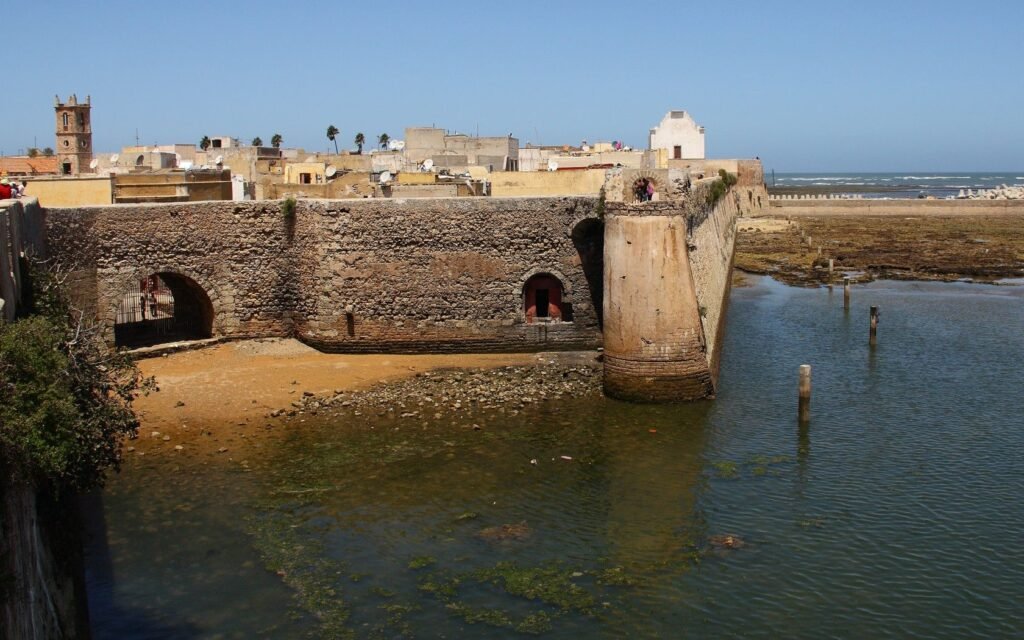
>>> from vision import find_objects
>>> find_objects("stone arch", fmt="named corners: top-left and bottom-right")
top-left (105, 267), bottom-right (223, 347)
top-left (626, 169), bottom-right (664, 202)
top-left (517, 268), bottom-right (573, 324)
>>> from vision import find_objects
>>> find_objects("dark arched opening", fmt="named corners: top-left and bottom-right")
top-left (524, 273), bottom-right (569, 323)
top-left (114, 272), bottom-right (213, 348)
top-left (571, 218), bottom-right (604, 329)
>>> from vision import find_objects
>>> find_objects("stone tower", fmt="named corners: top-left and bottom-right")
top-left (55, 94), bottom-right (94, 175)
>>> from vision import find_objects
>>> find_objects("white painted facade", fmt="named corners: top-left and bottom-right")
top-left (648, 111), bottom-right (705, 160)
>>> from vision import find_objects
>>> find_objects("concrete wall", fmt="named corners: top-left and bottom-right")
top-left (25, 176), bottom-right (113, 207)
top-left (488, 169), bottom-right (608, 197)
top-left (44, 197), bottom-right (605, 352)
top-left (601, 182), bottom-right (761, 401)
top-left (602, 210), bottom-right (712, 401)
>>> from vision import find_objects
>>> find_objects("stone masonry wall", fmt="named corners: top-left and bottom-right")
top-left (688, 185), bottom-right (766, 383)
top-left (43, 197), bottom-right (605, 352)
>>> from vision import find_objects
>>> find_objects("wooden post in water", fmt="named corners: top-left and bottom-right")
top-left (843, 277), bottom-right (851, 310)
top-left (828, 258), bottom-right (834, 274)
top-left (798, 364), bottom-right (812, 424)
top-left (869, 306), bottom-right (879, 347)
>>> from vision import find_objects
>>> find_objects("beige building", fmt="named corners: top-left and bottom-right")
top-left (404, 127), bottom-right (519, 172)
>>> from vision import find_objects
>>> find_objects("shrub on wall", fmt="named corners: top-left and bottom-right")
top-left (281, 196), bottom-right (297, 219)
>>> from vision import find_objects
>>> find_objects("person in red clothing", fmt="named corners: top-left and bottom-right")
top-left (0, 178), bottom-right (12, 200)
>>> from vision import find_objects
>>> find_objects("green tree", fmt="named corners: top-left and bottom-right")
top-left (42, 147), bottom-right (54, 157)
top-left (326, 125), bottom-right (339, 154)
top-left (0, 263), bottom-right (149, 491)
top-left (252, 136), bottom-right (263, 147)
top-left (199, 135), bottom-right (211, 151)
top-left (378, 133), bottom-right (390, 150)
top-left (27, 148), bottom-right (39, 158)
top-left (354, 132), bottom-right (365, 155)
top-left (271, 133), bottom-right (283, 149)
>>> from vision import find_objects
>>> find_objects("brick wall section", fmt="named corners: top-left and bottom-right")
top-left (44, 197), bottom-right (604, 352)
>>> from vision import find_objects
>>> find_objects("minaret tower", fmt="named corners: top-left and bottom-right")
top-left (55, 94), bottom-right (94, 174)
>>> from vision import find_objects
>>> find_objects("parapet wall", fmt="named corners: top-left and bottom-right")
top-left (0, 198), bottom-right (46, 322)
top-left (44, 197), bottom-right (605, 352)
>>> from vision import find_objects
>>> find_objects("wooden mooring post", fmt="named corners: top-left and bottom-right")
top-left (869, 306), bottom-right (879, 346)
top-left (798, 364), bottom-right (811, 423)
top-left (843, 277), bottom-right (851, 310)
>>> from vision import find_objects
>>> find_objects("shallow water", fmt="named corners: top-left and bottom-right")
top-left (84, 276), bottom-right (1024, 638)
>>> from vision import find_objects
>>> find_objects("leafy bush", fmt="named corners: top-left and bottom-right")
top-left (281, 196), bottom-right (297, 219)
top-left (0, 264), bottom-right (148, 491)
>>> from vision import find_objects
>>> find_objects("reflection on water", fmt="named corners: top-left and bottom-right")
top-left (85, 277), bottom-right (1024, 638)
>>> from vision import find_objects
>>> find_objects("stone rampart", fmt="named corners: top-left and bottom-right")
top-left (44, 197), bottom-right (605, 352)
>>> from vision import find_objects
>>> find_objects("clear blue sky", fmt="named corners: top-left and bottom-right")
top-left (6, 0), bottom-right (1022, 171)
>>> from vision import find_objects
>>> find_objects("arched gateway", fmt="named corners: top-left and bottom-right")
top-left (113, 272), bottom-right (214, 348)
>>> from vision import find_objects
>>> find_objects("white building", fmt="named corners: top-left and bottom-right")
top-left (648, 110), bottom-right (705, 160)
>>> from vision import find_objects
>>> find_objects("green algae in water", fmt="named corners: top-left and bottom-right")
top-left (711, 460), bottom-right (739, 478)
top-left (407, 556), bottom-right (437, 570)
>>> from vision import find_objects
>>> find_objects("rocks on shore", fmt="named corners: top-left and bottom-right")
top-left (277, 360), bottom-right (602, 424)
top-left (957, 185), bottom-right (1024, 200)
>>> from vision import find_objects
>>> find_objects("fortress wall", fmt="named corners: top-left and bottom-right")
top-left (289, 197), bottom-right (603, 352)
top-left (46, 201), bottom-right (298, 342)
top-left (44, 197), bottom-right (604, 352)
top-left (688, 186), bottom-right (760, 384)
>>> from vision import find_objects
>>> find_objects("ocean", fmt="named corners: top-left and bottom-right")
top-left (769, 172), bottom-right (1024, 199)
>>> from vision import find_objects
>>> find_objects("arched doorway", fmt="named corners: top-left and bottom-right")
top-left (524, 273), bottom-right (568, 323)
top-left (113, 272), bottom-right (214, 348)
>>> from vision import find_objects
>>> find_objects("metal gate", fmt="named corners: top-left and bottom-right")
top-left (114, 275), bottom-right (179, 347)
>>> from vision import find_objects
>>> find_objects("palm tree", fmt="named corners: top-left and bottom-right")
top-left (378, 133), bottom-right (390, 150)
top-left (271, 133), bottom-right (283, 149)
top-left (354, 132), bottom-right (365, 155)
top-left (199, 135), bottom-right (211, 151)
top-left (252, 136), bottom-right (263, 147)
top-left (326, 125), bottom-right (339, 154)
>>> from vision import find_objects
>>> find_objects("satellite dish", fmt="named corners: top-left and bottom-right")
top-left (547, 160), bottom-right (558, 172)
top-left (89, 159), bottom-right (99, 169)
top-left (215, 155), bottom-right (224, 165)
top-left (110, 154), bottom-right (119, 163)
top-left (180, 161), bottom-right (193, 170)
top-left (379, 171), bottom-right (392, 184)
top-left (422, 159), bottom-right (434, 171)
top-left (325, 165), bottom-right (337, 178)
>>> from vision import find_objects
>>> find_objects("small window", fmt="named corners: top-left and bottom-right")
top-left (299, 173), bottom-right (312, 184)
top-left (63, 140), bottom-right (70, 147)
top-left (62, 162), bottom-right (72, 175)
top-left (212, 139), bottom-right (222, 148)
top-left (81, 140), bottom-right (88, 149)
top-left (62, 113), bottom-right (69, 128)
top-left (673, 145), bottom-right (682, 160)
top-left (524, 274), bottom-right (568, 323)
